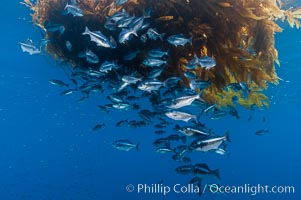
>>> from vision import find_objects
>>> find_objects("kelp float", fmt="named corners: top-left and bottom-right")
top-left (22, 0), bottom-right (301, 108)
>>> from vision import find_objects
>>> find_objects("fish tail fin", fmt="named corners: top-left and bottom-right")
top-left (133, 31), bottom-right (138, 37)
top-left (213, 169), bottom-right (221, 180)
top-left (82, 26), bottom-right (89, 35)
top-left (225, 131), bottom-right (231, 142)
top-left (159, 33), bottom-right (166, 41)
top-left (197, 179), bottom-right (203, 197)
top-left (65, 2), bottom-right (69, 9)
top-left (189, 177), bottom-right (201, 184)
top-left (193, 115), bottom-right (199, 124)
top-left (143, 8), bottom-right (151, 18)
top-left (136, 143), bottom-right (140, 151)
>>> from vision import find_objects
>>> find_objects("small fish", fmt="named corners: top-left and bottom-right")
top-left (44, 22), bottom-right (65, 34)
top-left (122, 75), bottom-right (142, 84)
top-left (189, 80), bottom-right (211, 90)
top-left (99, 61), bottom-right (118, 73)
top-left (112, 139), bottom-right (139, 151)
top-left (156, 15), bottom-right (174, 21)
top-left (119, 28), bottom-right (138, 44)
top-left (255, 129), bottom-right (269, 136)
top-left (77, 96), bottom-right (88, 103)
top-left (78, 50), bottom-right (99, 64)
top-left (167, 34), bottom-right (192, 47)
top-left (107, 94), bottom-right (123, 103)
top-left (82, 27), bottom-right (111, 48)
top-left (19, 40), bottom-right (40, 55)
top-left (146, 28), bottom-right (165, 41)
top-left (167, 94), bottom-right (202, 109)
top-left (123, 50), bottom-right (140, 61)
top-left (49, 79), bottom-right (69, 87)
top-left (148, 48), bottom-right (168, 58)
top-left (212, 148), bottom-right (229, 156)
top-left (175, 165), bottom-right (194, 175)
top-left (112, 103), bottom-right (132, 110)
top-left (60, 89), bottom-right (76, 96)
top-left (198, 56), bottom-right (216, 69)
top-left (92, 123), bottom-right (105, 131)
top-left (154, 130), bottom-right (166, 135)
top-left (175, 125), bottom-right (210, 137)
top-left (117, 15), bottom-right (135, 28)
top-left (190, 132), bottom-right (230, 152)
top-left (116, 120), bottom-right (128, 127)
top-left (193, 163), bottom-right (221, 180)
top-left (184, 71), bottom-right (197, 79)
top-left (97, 105), bottom-right (110, 113)
top-left (148, 67), bottom-right (164, 79)
top-left (62, 2), bottom-right (84, 17)
top-left (185, 55), bottom-right (199, 70)
top-left (65, 41), bottom-right (72, 51)
top-left (165, 111), bottom-right (198, 123)
top-left (138, 80), bottom-right (164, 92)
top-left (156, 147), bottom-right (173, 154)
top-left (153, 138), bottom-right (170, 147)
top-left (143, 58), bottom-right (167, 67)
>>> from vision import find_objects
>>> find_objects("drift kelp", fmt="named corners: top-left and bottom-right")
top-left (22, 0), bottom-right (301, 108)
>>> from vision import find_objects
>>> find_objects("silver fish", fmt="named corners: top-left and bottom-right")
top-left (190, 132), bottom-right (230, 152)
top-left (19, 41), bottom-right (40, 55)
top-left (78, 50), bottom-right (99, 64)
top-left (143, 58), bottom-right (167, 67)
top-left (167, 94), bottom-right (202, 109)
top-left (148, 48), bottom-right (169, 58)
top-left (63, 2), bottom-right (84, 17)
top-left (198, 56), bottom-right (216, 69)
top-left (82, 27), bottom-right (111, 48)
top-left (119, 28), bottom-right (138, 44)
top-left (112, 139), bottom-right (139, 151)
top-left (138, 80), bottom-right (164, 92)
top-left (165, 111), bottom-right (198, 122)
top-left (167, 34), bottom-right (192, 47)
top-left (49, 79), bottom-right (69, 87)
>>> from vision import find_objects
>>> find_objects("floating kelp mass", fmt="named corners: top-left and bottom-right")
top-left (20, 0), bottom-right (300, 195)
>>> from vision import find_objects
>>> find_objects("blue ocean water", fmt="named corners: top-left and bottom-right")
top-left (0, 1), bottom-right (301, 199)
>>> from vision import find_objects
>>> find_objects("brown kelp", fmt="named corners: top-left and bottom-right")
top-left (22, 0), bottom-right (301, 108)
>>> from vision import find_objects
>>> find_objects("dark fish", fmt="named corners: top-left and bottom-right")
top-left (112, 139), bottom-right (139, 151)
top-left (116, 120), bottom-right (128, 127)
top-left (167, 134), bottom-right (186, 143)
top-left (49, 79), bottom-right (69, 87)
top-left (155, 147), bottom-right (173, 154)
top-left (193, 163), bottom-right (221, 180)
top-left (255, 129), bottom-right (269, 136)
top-left (60, 89), bottom-right (76, 96)
top-left (154, 130), bottom-right (166, 135)
top-left (175, 165), bottom-right (194, 175)
top-left (97, 105), bottom-right (110, 113)
top-left (92, 123), bottom-right (105, 131)
top-left (153, 138), bottom-right (170, 147)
